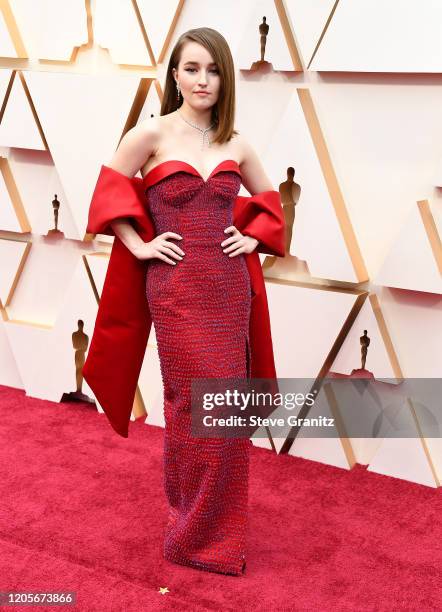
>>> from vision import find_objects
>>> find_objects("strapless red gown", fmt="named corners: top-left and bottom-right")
top-left (143, 159), bottom-right (250, 576)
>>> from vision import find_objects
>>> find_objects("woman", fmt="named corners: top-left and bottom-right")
top-left (83, 27), bottom-right (285, 577)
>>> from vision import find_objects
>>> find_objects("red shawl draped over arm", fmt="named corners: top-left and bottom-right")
top-left (232, 192), bottom-right (285, 384)
top-left (82, 165), bottom-right (285, 438)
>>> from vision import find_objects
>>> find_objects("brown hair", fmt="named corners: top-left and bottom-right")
top-left (160, 27), bottom-right (239, 144)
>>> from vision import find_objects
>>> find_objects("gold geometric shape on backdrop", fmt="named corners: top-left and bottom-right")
top-left (135, 0), bottom-right (185, 64)
top-left (375, 200), bottom-right (442, 294)
top-left (262, 87), bottom-right (368, 284)
top-left (0, 0), bottom-right (27, 58)
top-left (0, 157), bottom-right (31, 232)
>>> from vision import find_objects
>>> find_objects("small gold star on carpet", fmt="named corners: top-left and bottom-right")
top-left (158, 587), bottom-right (170, 595)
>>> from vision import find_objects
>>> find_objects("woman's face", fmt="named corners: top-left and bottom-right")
top-left (172, 41), bottom-right (221, 110)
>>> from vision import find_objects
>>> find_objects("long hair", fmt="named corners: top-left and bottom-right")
top-left (160, 27), bottom-right (239, 144)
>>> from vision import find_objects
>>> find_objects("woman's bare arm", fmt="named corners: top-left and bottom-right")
top-left (107, 121), bottom-right (157, 254)
top-left (110, 218), bottom-right (145, 254)
top-left (238, 135), bottom-right (275, 195)
top-left (221, 135), bottom-right (274, 257)
top-left (106, 120), bottom-right (185, 264)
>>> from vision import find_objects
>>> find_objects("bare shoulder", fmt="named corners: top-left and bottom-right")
top-left (231, 132), bottom-right (274, 193)
top-left (230, 132), bottom-right (259, 166)
top-left (138, 115), bottom-right (162, 139)
top-left (138, 113), bottom-right (175, 141)
top-left (107, 116), bottom-right (164, 177)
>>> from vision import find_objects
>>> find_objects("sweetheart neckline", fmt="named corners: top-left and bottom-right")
top-left (142, 158), bottom-right (241, 187)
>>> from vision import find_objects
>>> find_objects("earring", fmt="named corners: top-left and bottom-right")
top-left (176, 81), bottom-right (181, 100)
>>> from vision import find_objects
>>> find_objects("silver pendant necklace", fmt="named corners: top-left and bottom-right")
top-left (178, 110), bottom-right (215, 150)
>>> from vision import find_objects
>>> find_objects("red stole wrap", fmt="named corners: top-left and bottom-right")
top-left (82, 164), bottom-right (285, 438)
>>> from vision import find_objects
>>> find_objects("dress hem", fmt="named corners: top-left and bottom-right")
top-left (163, 549), bottom-right (246, 577)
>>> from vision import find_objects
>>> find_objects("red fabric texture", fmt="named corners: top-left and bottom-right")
top-left (82, 164), bottom-right (285, 438)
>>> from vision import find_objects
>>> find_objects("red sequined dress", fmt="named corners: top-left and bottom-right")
top-left (143, 159), bottom-right (250, 576)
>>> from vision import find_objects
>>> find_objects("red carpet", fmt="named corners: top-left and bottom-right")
top-left (0, 383), bottom-right (441, 611)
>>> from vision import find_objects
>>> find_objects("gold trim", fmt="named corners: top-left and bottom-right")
top-left (369, 293), bottom-right (403, 380)
top-left (133, 0), bottom-right (185, 66)
top-left (307, 0), bottom-right (341, 70)
top-left (34, 0), bottom-right (92, 64)
top-left (18, 71), bottom-right (48, 150)
top-left (280, 290), bottom-right (368, 454)
top-left (323, 381), bottom-right (357, 468)
top-left (298, 88), bottom-right (368, 282)
top-left (409, 399), bottom-right (440, 487)
top-left (0, 238), bottom-right (31, 310)
top-left (0, 0), bottom-right (27, 58)
top-left (0, 157), bottom-right (32, 233)
top-left (417, 199), bottom-right (442, 276)
top-left (275, 0), bottom-right (303, 72)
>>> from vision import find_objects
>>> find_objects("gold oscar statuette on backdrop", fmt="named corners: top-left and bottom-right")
top-left (61, 320), bottom-right (95, 404)
top-left (351, 329), bottom-right (374, 378)
top-left (46, 193), bottom-right (65, 237)
top-left (263, 166), bottom-right (309, 277)
top-left (329, 330), bottom-right (374, 380)
top-left (249, 16), bottom-right (274, 72)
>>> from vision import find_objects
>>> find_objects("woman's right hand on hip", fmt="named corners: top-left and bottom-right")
top-left (133, 231), bottom-right (185, 265)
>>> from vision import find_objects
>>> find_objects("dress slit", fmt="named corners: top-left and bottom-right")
top-left (245, 333), bottom-right (251, 380)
